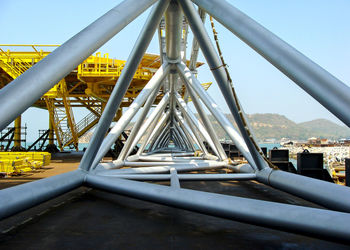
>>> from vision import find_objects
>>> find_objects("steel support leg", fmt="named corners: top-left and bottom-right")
top-left (79, 0), bottom-right (170, 171)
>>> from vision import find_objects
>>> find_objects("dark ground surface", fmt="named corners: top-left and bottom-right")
top-left (1, 176), bottom-right (349, 249)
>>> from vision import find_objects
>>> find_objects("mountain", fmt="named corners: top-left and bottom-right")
top-left (79, 113), bottom-right (350, 143)
top-left (245, 113), bottom-right (310, 140)
top-left (299, 119), bottom-right (350, 140)
top-left (242, 114), bottom-right (350, 141)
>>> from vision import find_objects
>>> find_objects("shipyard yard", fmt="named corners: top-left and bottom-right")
top-left (0, 152), bottom-right (349, 249)
top-left (1, 0), bottom-right (350, 248)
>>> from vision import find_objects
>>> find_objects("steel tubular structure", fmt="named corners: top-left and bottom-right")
top-left (1, 0), bottom-right (350, 244)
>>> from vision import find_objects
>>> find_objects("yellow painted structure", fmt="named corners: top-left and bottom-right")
top-left (0, 45), bottom-right (209, 151)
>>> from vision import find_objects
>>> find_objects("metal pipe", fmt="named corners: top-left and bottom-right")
top-left (175, 93), bottom-right (219, 156)
top-left (136, 112), bottom-right (167, 155)
top-left (170, 168), bottom-right (181, 188)
top-left (181, 76), bottom-right (227, 160)
top-left (175, 113), bottom-right (200, 151)
top-left (79, 0), bottom-right (170, 171)
top-left (151, 123), bottom-right (170, 151)
top-left (165, 0), bottom-right (183, 61)
top-left (95, 161), bottom-right (228, 175)
top-left (86, 175), bottom-right (350, 242)
top-left (179, 0), bottom-right (268, 170)
top-left (91, 64), bottom-right (170, 167)
top-left (176, 108), bottom-right (209, 155)
top-left (191, 0), bottom-right (350, 127)
top-left (176, 63), bottom-right (257, 169)
top-left (256, 169), bottom-right (350, 213)
top-left (0, 170), bottom-right (85, 220)
top-left (0, 0), bottom-right (158, 131)
top-left (117, 86), bottom-right (166, 161)
top-left (138, 112), bottom-right (170, 154)
top-left (95, 173), bottom-right (256, 181)
top-left (125, 94), bottom-right (170, 158)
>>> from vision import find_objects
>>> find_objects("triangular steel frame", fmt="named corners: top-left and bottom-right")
top-left (0, 0), bottom-right (350, 243)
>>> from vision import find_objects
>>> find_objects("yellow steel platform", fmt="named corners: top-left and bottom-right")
top-left (0, 45), bottom-right (208, 151)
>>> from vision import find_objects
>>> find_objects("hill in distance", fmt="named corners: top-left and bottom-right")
top-left (243, 113), bottom-right (350, 141)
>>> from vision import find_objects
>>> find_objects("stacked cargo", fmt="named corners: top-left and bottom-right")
top-left (0, 152), bottom-right (51, 176)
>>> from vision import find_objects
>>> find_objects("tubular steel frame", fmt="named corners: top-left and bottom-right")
top-left (1, 0), bottom-right (350, 244)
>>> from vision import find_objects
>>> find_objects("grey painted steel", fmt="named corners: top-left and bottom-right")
top-left (177, 63), bottom-right (257, 169)
top-left (180, 0), bottom-right (268, 170)
top-left (0, 170), bottom-right (85, 220)
top-left (95, 162), bottom-right (227, 176)
top-left (175, 93), bottom-right (219, 157)
top-left (188, 8), bottom-right (206, 72)
top-left (95, 173), bottom-right (256, 181)
top-left (136, 112), bottom-right (168, 155)
top-left (86, 175), bottom-right (350, 242)
top-left (117, 84), bottom-right (166, 160)
top-left (176, 107), bottom-right (209, 155)
top-left (79, 0), bottom-right (170, 171)
top-left (151, 122), bottom-right (170, 150)
top-left (138, 112), bottom-right (170, 154)
top-left (125, 93), bottom-right (170, 158)
top-left (165, 0), bottom-right (183, 61)
top-left (175, 112), bottom-right (201, 151)
top-left (0, 0), bottom-right (158, 132)
top-left (170, 168), bottom-right (181, 188)
top-left (257, 169), bottom-right (350, 213)
top-left (192, 0), bottom-right (350, 127)
top-left (182, 76), bottom-right (227, 160)
top-left (173, 123), bottom-right (192, 150)
top-left (229, 164), bottom-right (255, 173)
top-left (92, 64), bottom-right (170, 167)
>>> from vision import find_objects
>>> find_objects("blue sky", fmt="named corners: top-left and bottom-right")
top-left (1, 0), bottom-right (350, 142)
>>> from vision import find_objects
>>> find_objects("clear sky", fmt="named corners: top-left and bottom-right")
top-left (1, 0), bottom-right (350, 142)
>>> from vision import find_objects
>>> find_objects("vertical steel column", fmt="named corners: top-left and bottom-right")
top-left (179, 0), bottom-right (268, 169)
top-left (79, 0), bottom-right (170, 171)
top-left (0, 0), bottom-right (159, 132)
top-left (191, 0), bottom-right (350, 127)
top-left (13, 116), bottom-right (21, 149)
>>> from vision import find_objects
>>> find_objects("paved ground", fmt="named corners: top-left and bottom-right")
top-left (0, 152), bottom-right (82, 189)
top-left (0, 152), bottom-right (348, 249)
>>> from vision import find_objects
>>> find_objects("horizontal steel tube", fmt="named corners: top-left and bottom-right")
top-left (96, 162), bottom-right (227, 175)
top-left (94, 173), bottom-right (256, 181)
top-left (85, 175), bottom-right (350, 242)
top-left (257, 169), bottom-right (350, 213)
top-left (127, 156), bottom-right (205, 162)
top-left (123, 160), bottom-right (226, 167)
top-left (0, 0), bottom-right (158, 131)
top-left (0, 170), bottom-right (85, 220)
top-left (192, 0), bottom-right (350, 127)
